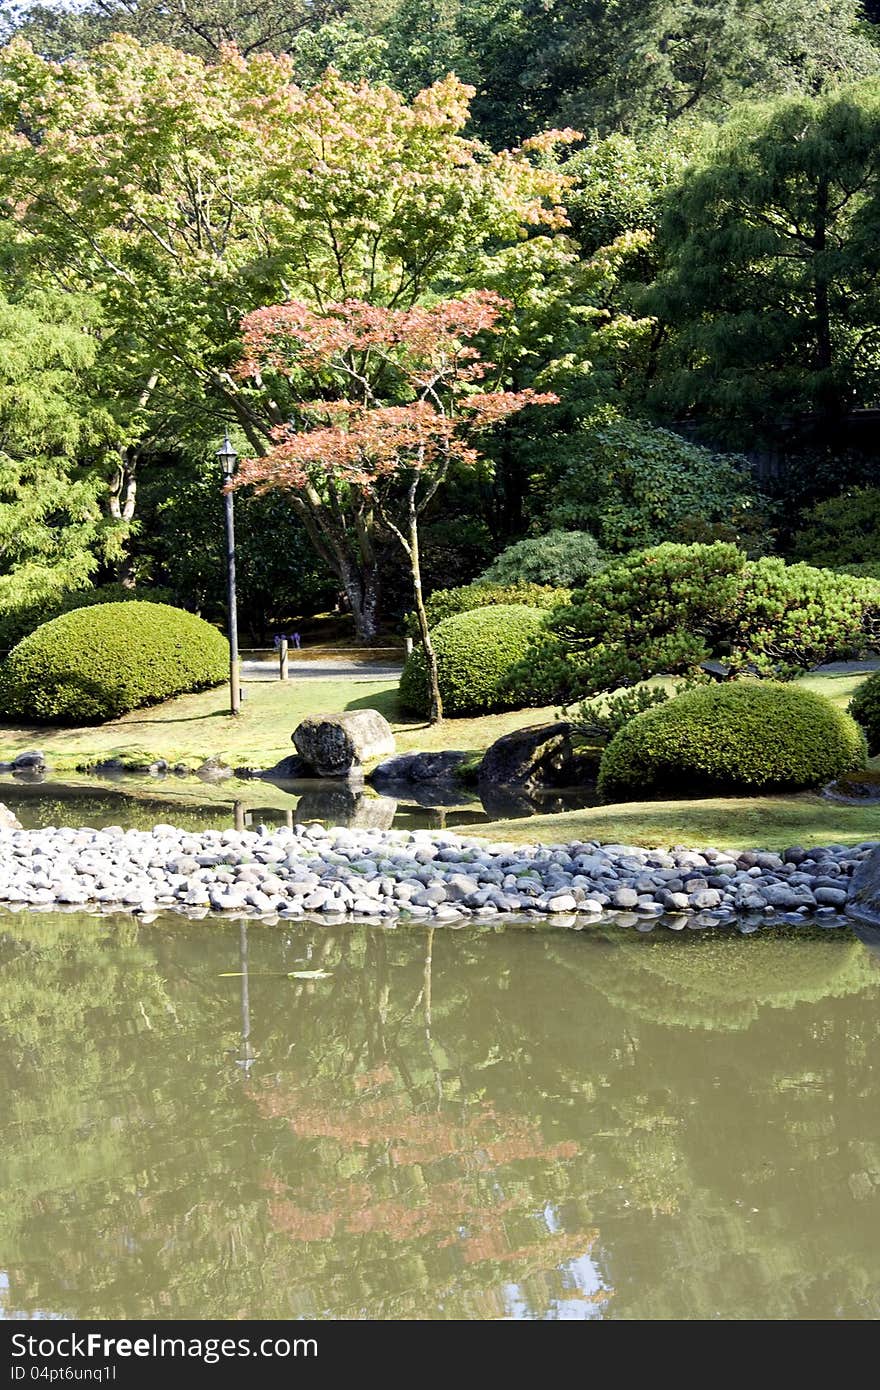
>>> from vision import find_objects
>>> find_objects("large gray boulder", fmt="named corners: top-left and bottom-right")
top-left (256, 754), bottom-right (313, 781)
top-left (479, 721), bottom-right (598, 790)
top-left (845, 844), bottom-right (880, 927)
top-left (292, 708), bottom-right (395, 778)
top-left (370, 750), bottom-right (467, 787)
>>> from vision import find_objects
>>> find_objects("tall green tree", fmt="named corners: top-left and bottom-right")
top-left (463, 0), bottom-right (880, 140)
top-left (0, 37), bottom-right (567, 637)
top-left (648, 81), bottom-right (880, 441)
top-left (0, 287), bottom-right (122, 615)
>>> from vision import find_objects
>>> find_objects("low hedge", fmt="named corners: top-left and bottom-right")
top-left (597, 682), bottom-right (866, 801)
top-left (399, 604), bottom-right (547, 717)
top-left (849, 671), bottom-right (880, 755)
top-left (0, 601), bottom-right (228, 724)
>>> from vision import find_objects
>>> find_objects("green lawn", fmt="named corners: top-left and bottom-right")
top-left (0, 677), bottom-right (560, 771)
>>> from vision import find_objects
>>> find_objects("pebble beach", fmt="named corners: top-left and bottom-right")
top-left (0, 821), bottom-right (872, 926)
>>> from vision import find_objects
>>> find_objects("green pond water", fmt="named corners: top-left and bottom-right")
top-left (0, 775), bottom-right (599, 835)
top-left (2, 908), bottom-right (879, 1321)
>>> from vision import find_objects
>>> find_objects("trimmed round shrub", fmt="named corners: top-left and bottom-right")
top-left (849, 671), bottom-right (880, 755)
top-left (479, 530), bottom-right (605, 587)
top-left (597, 682), bottom-right (866, 801)
top-left (0, 601), bottom-right (229, 724)
top-left (405, 580), bottom-right (569, 637)
top-left (0, 582), bottom-right (175, 654)
top-left (399, 605), bottom-right (547, 717)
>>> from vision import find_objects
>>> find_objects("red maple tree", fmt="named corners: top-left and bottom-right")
top-left (232, 292), bottom-right (557, 721)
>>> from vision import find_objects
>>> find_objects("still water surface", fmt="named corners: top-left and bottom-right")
top-left (2, 909), bottom-right (879, 1320)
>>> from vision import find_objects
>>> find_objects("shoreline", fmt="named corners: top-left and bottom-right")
top-left (0, 821), bottom-right (871, 929)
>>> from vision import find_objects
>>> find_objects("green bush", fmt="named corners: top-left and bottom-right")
top-left (792, 487), bottom-right (880, 567)
top-left (405, 581), bottom-right (569, 637)
top-left (731, 558), bottom-right (880, 675)
top-left (0, 583), bottom-right (174, 654)
top-left (568, 685), bottom-right (673, 741)
top-left (532, 542), bottom-right (745, 700)
top-left (503, 542), bottom-right (880, 704)
top-left (849, 671), bottom-right (880, 755)
top-left (479, 530), bottom-right (605, 587)
top-left (834, 561), bottom-right (880, 582)
top-left (597, 683), bottom-right (866, 801)
top-left (398, 605), bottom-right (547, 717)
top-left (548, 418), bottom-right (767, 553)
top-left (0, 601), bottom-right (228, 724)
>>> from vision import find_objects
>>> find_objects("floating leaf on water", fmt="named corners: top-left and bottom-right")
top-left (287, 969), bottom-right (333, 980)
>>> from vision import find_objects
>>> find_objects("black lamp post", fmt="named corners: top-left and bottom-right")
top-left (217, 432), bottom-right (240, 716)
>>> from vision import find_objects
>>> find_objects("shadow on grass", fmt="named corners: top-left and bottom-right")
top-left (344, 687), bottom-right (412, 720)
top-left (121, 708), bottom-right (231, 725)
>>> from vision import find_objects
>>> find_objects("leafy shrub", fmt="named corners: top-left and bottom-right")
top-left (405, 581), bottom-right (569, 637)
top-left (568, 685), bottom-right (672, 741)
top-left (537, 542), bottom-right (745, 699)
top-left (0, 601), bottom-right (228, 724)
top-left (0, 583), bottom-right (174, 654)
top-left (834, 561), bottom-right (880, 582)
top-left (504, 543), bottom-right (880, 704)
top-left (597, 683), bottom-right (866, 801)
top-left (731, 559), bottom-right (880, 675)
top-left (501, 629), bottom-right (585, 709)
top-left (479, 530), bottom-right (605, 587)
top-left (849, 671), bottom-right (880, 755)
top-left (792, 487), bottom-right (880, 567)
top-left (549, 418), bottom-right (767, 553)
top-left (398, 605), bottom-right (547, 717)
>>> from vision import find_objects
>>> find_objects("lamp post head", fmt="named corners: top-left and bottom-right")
top-left (217, 432), bottom-right (238, 480)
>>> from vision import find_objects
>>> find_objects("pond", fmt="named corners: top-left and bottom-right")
top-left (2, 908), bottom-right (879, 1320)
top-left (0, 774), bottom-right (600, 835)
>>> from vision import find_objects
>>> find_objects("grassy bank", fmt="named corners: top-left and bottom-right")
top-left (0, 678), bottom-right (560, 772)
top-left (476, 793), bottom-right (880, 852)
top-left (0, 665), bottom-right (870, 773)
top-left (0, 669), bottom-right (877, 855)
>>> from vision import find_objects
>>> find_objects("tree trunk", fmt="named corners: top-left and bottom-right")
top-left (290, 490), bottom-right (383, 643)
top-left (108, 446), bottom-right (139, 589)
top-left (408, 501), bottom-right (443, 724)
top-left (340, 557), bottom-right (382, 644)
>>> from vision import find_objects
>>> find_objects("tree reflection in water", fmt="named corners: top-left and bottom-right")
top-left (0, 911), bottom-right (879, 1319)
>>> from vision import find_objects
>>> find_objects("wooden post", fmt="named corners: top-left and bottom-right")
top-left (404, 636), bottom-right (414, 657)
top-left (279, 637), bottom-right (289, 681)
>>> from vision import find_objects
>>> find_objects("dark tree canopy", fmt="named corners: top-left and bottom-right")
top-left (648, 81), bottom-right (880, 440)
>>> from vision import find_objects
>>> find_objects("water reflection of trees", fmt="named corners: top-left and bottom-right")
top-left (1, 914), bottom-right (879, 1319)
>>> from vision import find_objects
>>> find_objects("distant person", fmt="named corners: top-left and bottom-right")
top-left (274, 633), bottom-right (287, 649)
top-left (292, 631), bottom-right (302, 649)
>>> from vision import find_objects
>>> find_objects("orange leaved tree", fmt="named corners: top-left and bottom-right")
top-left (232, 292), bottom-right (557, 722)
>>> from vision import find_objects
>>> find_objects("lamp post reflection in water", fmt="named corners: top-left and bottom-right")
top-left (236, 921), bottom-right (256, 1075)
